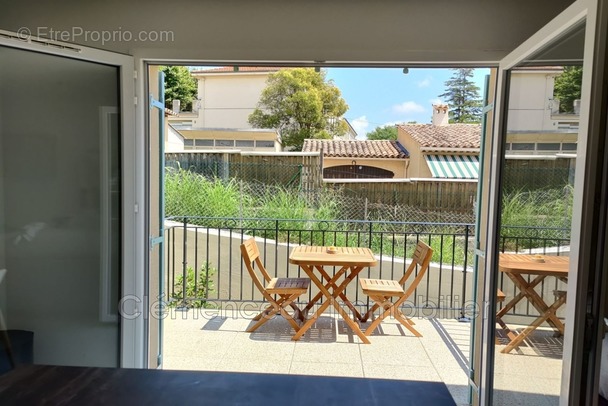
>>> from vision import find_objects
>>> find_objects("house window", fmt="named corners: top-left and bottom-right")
top-left (505, 143), bottom-right (511, 150)
top-left (256, 140), bottom-right (275, 148)
top-left (511, 143), bottom-right (535, 151)
top-left (195, 139), bottom-right (213, 147)
top-left (215, 140), bottom-right (234, 147)
top-left (236, 140), bottom-right (255, 148)
top-left (562, 142), bottom-right (577, 151)
top-left (537, 142), bottom-right (560, 151)
top-left (183, 139), bottom-right (194, 147)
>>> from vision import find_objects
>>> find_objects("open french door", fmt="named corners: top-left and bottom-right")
top-left (0, 31), bottom-right (141, 368)
top-left (473, 0), bottom-right (608, 404)
top-left (147, 66), bottom-right (166, 369)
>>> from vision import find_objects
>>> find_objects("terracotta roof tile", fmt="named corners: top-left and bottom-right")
top-left (398, 124), bottom-right (480, 149)
top-left (191, 66), bottom-right (283, 74)
top-left (302, 139), bottom-right (409, 159)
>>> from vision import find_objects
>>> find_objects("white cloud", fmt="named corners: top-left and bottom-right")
top-left (350, 115), bottom-right (369, 138)
top-left (381, 120), bottom-right (404, 127)
top-left (429, 98), bottom-right (443, 106)
top-left (392, 101), bottom-right (425, 114)
top-left (417, 76), bottom-right (432, 88)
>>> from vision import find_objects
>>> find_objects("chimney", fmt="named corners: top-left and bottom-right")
top-left (432, 104), bottom-right (449, 126)
top-left (172, 99), bottom-right (181, 113)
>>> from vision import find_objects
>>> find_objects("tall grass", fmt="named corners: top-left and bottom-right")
top-left (500, 186), bottom-right (573, 250)
top-left (165, 167), bottom-right (570, 264)
top-left (501, 186), bottom-right (573, 229)
top-left (165, 167), bottom-right (242, 224)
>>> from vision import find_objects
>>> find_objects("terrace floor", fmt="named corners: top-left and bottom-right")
top-left (162, 309), bottom-right (563, 405)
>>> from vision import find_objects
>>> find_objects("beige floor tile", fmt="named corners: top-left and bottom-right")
top-left (363, 364), bottom-right (441, 381)
top-left (292, 341), bottom-right (362, 364)
top-left (290, 361), bottom-right (364, 378)
top-left (217, 359), bottom-right (292, 374)
top-left (493, 352), bottom-right (562, 380)
top-left (434, 366), bottom-right (469, 386)
top-left (162, 355), bottom-right (219, 371)
top-left (221, 335), bottom-right (295, 362)
top-left (359, 338), bottom-right (430, 367)
top-left (162, 314), bottom-right (562, 404)
top-left (494, 373), bottom-right (561, 399)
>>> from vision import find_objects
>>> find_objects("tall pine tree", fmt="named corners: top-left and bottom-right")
top-left (438, 68), bottom-right (482, 123)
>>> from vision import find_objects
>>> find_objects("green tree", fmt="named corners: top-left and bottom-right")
top-left (248, 68), bottom-right (349, 151)
top-left (554, 66), bottom-right (582, 113)
top-left (160, 66), bottom-right (198, 111)
top-left (367, 125), bottom-right (397, 140)
top-left (438, 68), bottom-right (482, 123)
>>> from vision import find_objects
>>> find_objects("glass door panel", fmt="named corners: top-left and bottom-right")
top-left (0, 45), bottom-right (121, 367)
top-left (492, 22), bottom-right (584, 404)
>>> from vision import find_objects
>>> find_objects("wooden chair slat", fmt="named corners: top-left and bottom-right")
top-left (240, 238), bottom-right (310, 334)
top-left (359, 241), bottom-right (433, 337)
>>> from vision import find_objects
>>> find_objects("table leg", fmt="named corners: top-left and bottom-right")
top-left (327, 266), bottom-right (369, 344)
top-left (509, 273), bottom-right (564, 334)
top-left (291, 265), bottom-right (335, 341)
top-left (303, 265), bottom-right (348, 313)
top-left (302, 265), bottom-right (363, 321)
top-left (501, 293), bottom-right (567, 353)
top-left (497, 274), bottom-right (546, 319)
top-left (292, 265), bottom-right (370, 344)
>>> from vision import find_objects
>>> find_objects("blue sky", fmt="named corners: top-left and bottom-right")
top-left (325, 68), bottom-right (490, 138)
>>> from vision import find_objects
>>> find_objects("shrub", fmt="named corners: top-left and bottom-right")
top-left (168, 263), bottom-right (215, 308)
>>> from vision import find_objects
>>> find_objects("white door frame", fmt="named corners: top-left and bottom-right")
top-left (478, 0), bottom-right (598, 404)
top-left (0, 31), bottom-right (145, 368)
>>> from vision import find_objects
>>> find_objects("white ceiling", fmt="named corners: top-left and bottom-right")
top-left (0, 0), bottom-right (576, 64)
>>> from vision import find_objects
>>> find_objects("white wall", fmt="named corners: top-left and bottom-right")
top-left (196, 74), bottom-right (270, 129)
top-left (0, 47), bottom-right (119, 367)
top-left (508, 71), bottom-right (561, 132)
top-left (166, 125), bottom-right (185, 152)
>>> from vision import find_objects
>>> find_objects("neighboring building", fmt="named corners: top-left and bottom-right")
top-left (506, 67), bottom-right (579, 156)
top-left (190, 66), bottom-right (282, 129)
top-left (397, 104), bottom-right (481, 179)
top-left (167, 124), bottom-right (282, 152)
top-left (334, 118), bottom-right (358, 141)
top-left (302, 139), bottom-right (409, 179)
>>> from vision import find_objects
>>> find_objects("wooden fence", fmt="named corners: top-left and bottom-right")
top-left (165, 151), bottom-right (479, 213)
top-left (326, 179), bottom-right (478, 213)
top-left (165, 151), bottom-right (322, 191)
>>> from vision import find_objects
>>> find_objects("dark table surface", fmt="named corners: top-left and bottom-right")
top-left (0, 364), bottom-right (457, 405)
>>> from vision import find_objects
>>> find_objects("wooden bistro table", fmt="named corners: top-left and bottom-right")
top-left (289, 246), bottom-right (377, 344)
top-left (497, 253), bottom-right (569, 354)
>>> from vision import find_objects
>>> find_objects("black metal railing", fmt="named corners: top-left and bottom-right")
top-left (164, 216), bottom-right (570, 320)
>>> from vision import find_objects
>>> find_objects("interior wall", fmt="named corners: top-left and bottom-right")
top-left (0, 0), bottom-right (575, 63)
top-left (0, 46), bottom-right (120, 367)
top-left (0, 62), bottom-right (6, 319)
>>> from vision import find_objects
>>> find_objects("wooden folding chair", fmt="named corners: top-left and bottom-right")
top-left (359, 241), bottom-right (433, 337)
top-left (240, 238), bottom-right (310, 334)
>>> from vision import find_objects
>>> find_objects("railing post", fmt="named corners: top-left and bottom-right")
top-left (368, 221), bottom-right (373, 248)
top-left (458, 225), bottom-right (470, 322)
top-left (181, 217), bottom-right (188, 308)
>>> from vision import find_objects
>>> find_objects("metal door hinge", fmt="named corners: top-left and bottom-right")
top-left (149, 235), bottom-right (164, 250)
